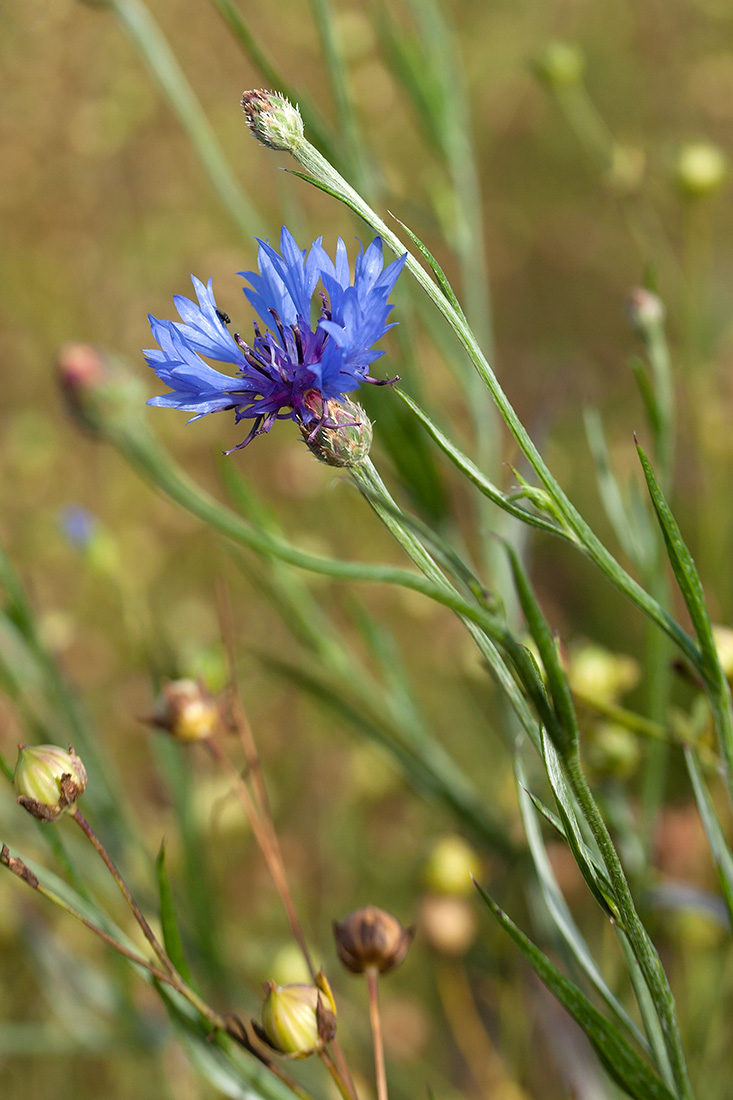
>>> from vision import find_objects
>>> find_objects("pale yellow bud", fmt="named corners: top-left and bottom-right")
top-left (258, 973), bottom-right (337, 1058)
top-left (14, 744), bottom-right (87, 822)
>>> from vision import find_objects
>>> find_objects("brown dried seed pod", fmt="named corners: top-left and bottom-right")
top-left (333, 905), bottom-right (414, 975)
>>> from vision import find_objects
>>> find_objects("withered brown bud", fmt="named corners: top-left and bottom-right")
top-left (333, 905), bottom-right (414, 975)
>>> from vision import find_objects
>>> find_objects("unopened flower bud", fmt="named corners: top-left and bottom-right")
top-left (423, 835), bottom-right (481, 896)
top-left (675, 142), bottom-right (727, 199)
top-left (301, 394), bottom-right (373, 468)
top-left (535, 42), bottom-right (585, 89)
top-left (256, 972), bottom-right (337, 1058)
top-left (14, 744), bottom-right (87, 822)
top-left (148, 679), bottom-right (219, 743)
top-left (241, 90), bottom-right (304, 152)
top-left (333, 905), bottom-right (413, 975)
top-left (57, 342), bottom-right (144, 438)
top-left (626, 287), bottom-right (666, 337)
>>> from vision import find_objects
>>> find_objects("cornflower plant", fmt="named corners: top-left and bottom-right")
top-left (3, 2), bottom-right (733, 1100)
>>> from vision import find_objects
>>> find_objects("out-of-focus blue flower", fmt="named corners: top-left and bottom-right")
top-left (59, 505), bottom-right (97, 549)
top-left (145, 227), bottom-right (406, 452)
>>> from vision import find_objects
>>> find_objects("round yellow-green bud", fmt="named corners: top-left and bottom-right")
top-left (535, 42), bottom-right (585, 89)
top-left (300, 393), bottom-right (373, 468)
top-left (14, 744), bottom-right (87, 822)
top-left (675, 142), bottom-right (727, 199)
top-left (585, 722), bottom-right (641, 780)
top-left (713, 625), bottom-right (733, 680)
top-left (333, 905), bottom-right (414, 975)
top-left (241, 90), bottom-right (304, 152)
top-left (423, 835), bottom-right (481, 896)
top-left (257, 973), bottom-right (337, 1058)
top-left (567, 644), bottom-right (639, 706)
top-left (149, 679), bottom-right (220, 743)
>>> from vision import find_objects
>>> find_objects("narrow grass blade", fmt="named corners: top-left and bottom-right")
top-left (260, 652), bottom-right (514, 857)
top-left (685, 748), bottom-right (733, 928)
top-left (541, 732), bottom-right (621, 923)
top-left (506, 543), bottom-right (579, 757)
top-left (109, 0), bottom-right (260, 236)
top-left (394, 389), bottom-right (572, 541)
top-left (583, 407), bottom-right (650, 568)
top-left (515, 755), bottom-right (648, 1051)
top-left (636, 443), bottom-right (712, 670)
top-left (474, 882), bottom-right (677, 1100)
top-left (209, 0), bottom-right (339, 166)
top-left (156, 842), bottom-right (194, 985)
top-left (390, 216), bottom-right (465, 317)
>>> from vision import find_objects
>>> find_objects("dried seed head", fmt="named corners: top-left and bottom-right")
top-left (148, 679), bottom-right (220, 743)
top-left (256, 972), bottom-right (337, 1058)
top-left (333, 905), bottom-right (414, 975)
top-left (14, 744), bottom-right (87, 822)
top-left (241, 90), bottom-right (304, 152)
top-left (300, 394), bottom-right (373, 468)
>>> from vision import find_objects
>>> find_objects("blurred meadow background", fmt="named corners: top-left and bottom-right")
top-left (2, 0), bottom-right (733, 1098)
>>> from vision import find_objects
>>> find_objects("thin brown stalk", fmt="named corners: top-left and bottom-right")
top-left (319, 1047), bottom-right (357, 1100)
top-left (1, 843), bottom-right (315, 1100)
top-left (366, 966), bottom-right (388, 1100)
top-left (70, 807), bottom-right (177, 978)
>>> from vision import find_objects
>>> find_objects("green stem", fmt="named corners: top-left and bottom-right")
top-left (286, 134), bottom-right (700, 672)
top-left (564, 754), bottom-right (693, 1100)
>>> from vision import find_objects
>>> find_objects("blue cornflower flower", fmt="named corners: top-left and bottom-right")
top-left (145, 227), bottom-right (406, 452)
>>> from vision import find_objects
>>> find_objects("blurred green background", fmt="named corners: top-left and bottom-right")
top-left (1, 0), bottom-right (733, 1097)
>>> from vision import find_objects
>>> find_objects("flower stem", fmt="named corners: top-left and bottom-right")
top-left (365, 967), bottom-right (388, 1100)
top-left (319, 1047), bottom-right (356, 1100)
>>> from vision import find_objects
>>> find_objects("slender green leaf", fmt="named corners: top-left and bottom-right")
top-left (156, 842), bottom-right (194, 985)
top-left (583, 407), bottom-right (650, 568)
top-left (395, 388), bottom-right (572, 541)
top-left (506, 543), bottom-right (579, 757)
top-left (636, 443), bottom-right (710, 670)
top-left (515, 755), bottom-right (648, 1051)
top-left (474, 883), bottom-right (677, 1100)
top-left (685, 748), bottom-right (733, 928)
top-left (542, 732), bottom-right (621, 923)
top-left (390, 216), bottom-right (465, 316)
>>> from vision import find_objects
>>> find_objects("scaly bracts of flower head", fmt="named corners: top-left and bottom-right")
top-left (145, 227), bottom-right (406, 452)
